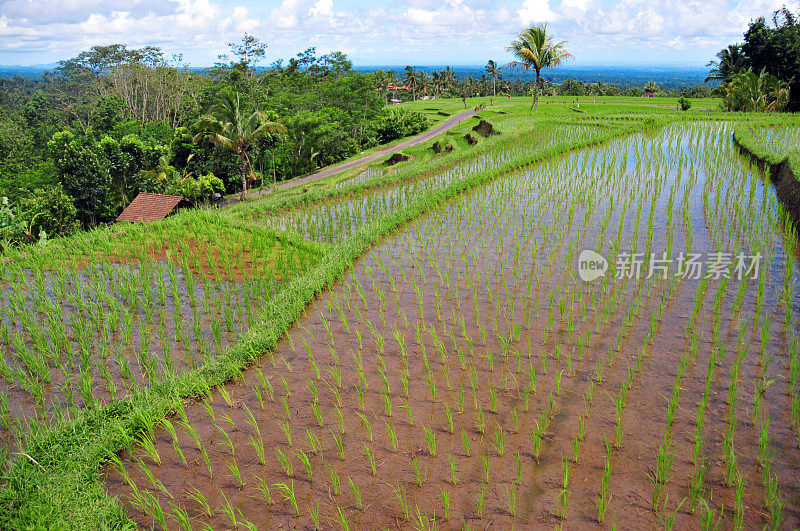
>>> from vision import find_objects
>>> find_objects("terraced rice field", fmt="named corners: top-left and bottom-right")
top-left (103, 120), bottom-right (800, 529)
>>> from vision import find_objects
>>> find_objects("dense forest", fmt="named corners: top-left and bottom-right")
top-left (0, 36), bottom-right (429, 245)
top-left (707, 7), bottom-right (800, 111)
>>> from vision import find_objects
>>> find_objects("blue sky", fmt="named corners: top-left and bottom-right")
top-left (0, 0), bottom-right (797, 67)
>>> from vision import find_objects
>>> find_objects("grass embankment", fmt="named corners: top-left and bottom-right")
top-left (0, 102), bottom-right (672, 528)
top-left (733, 121), bottom-right (800, 175)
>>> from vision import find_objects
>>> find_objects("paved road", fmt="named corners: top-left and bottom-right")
top-left (222, 108), bottom-right (477, 206)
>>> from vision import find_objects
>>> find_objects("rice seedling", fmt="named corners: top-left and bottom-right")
top-left (475, 487), bottom-right (486, 518)
top-left (331, 429), bottom-right (345, 460)
top-left (505, 484), bottom-right (517, 517)
top-left (494, 425), bottom-right (506, 457)
top-left (275, 447), bottom-right (294, 478)
top-left (461, 428), bottom-right (471, 456)
top-left (297, 449), bottom-right (313, 482)
top-left (411, 455), bottom-right (423, 487)
top-left (348, 477), bottom-right (363, 511)
top-left (226, 457), bottom-right (244, 489)
top-left (328, 463), bottom-right (341, 495)
top-left (424, 426), bottom-right (437, 457)
top-left (441, 486), bottom-right (451, 520)
top-left (556, 488), bottom-right (570, 520)
top-left (254, 475), bottom-right (274, 505)
top-left (274, 481), bottom-right (300, 517)
top-left (391, 483), bottom-right (411, 521)
top-left (597, 442), bottom-right (613, 523)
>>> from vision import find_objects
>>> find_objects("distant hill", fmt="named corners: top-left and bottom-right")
top-left (0, 64), bottom-right (57, 80)
top-left (355, 64), bottom-right (715, 89)
top-left (0, 63), bottom-right (714, 89)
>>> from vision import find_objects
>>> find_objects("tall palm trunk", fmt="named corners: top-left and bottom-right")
top-left (532, 71), bottom-right (541, 112)
top-left (238, 148), bottom-right (248, 199)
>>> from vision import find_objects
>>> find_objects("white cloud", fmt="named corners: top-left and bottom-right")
top-left (310, 0), bottom-right (333, 17)
top-left (1, 0), bottom-right (800, 65)
top-left (518, 0), bottom-right (556, 24)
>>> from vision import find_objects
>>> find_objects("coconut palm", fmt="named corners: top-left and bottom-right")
top-left (387, 70), bottom-right (398, 100)
top-left (193, 92), bottom-right (286, 199)
top-left (431, 71), bottom-right (442, 97)
top-left (418, 71), bottom-right (430, 98)
top-left (507, 24), bottom-right (572, 112)
top-left (403, 66), bottom-right (418, 101)
top-left (485, 60), bottom-right (503, 97)
top-left (705, 44), bottom-right (746, 83)
top-left (643, 81), bottom-right (660, 94)
top-left (441, 66), bottom-right (458, 95)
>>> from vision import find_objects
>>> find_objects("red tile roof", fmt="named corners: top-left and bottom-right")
top-left (116, 192), bottom-right (185, 223)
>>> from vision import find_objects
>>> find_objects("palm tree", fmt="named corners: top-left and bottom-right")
top-left (721, 68), bottom-right (790, 112)
top-left (431, 71), bottom-right (442, 97)
top-left (643, 81), bottom-right (660, 94)
top-left (387, 70), bottom-right (398, 100)
top-left (507, 24), bottom-right (572, 112)
top-left (418, 71), bottom-right (429, 98)
top-left (374, 70), bottom-right (391, 104)
top-left (403, 66), bottom-right (418, 101)
top-left (441, 66), bottom-right (458, 96)
top-left (193, 92), bottom-right (286, 199)
top-left (485, 60), bottom-right (503, 97)
top-left (705, 44), bottom-right (746, 83)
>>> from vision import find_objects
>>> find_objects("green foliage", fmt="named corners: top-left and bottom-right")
top-left (376, 109), bottom-right (429, 143)
top-left (678, 97), bottom-right (692, 110)
top-left (175, 173), bottom-right (225, 203)
top-left (90, 96), bottom-right (126, 133)
top-left (711, 7), bottom-right (799, 111)
top-left (47, 130), bottom-right (112, 226)
top-left (17, 183), bottom-right (80, 240)
top-left (193, 91), bottom-right (286, 198)
top-left (742, 8), bottom-right (800, 111)
top-left (0, 196), bottom-right (25, 251)
top-left (719, 68), bottom-right (790, 112)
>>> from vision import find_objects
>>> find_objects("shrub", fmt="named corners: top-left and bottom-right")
top-left (376, 110), bottom-right (429, 143)
top-left (678, 97), bottom-right (692, 111)
top-left (18, 183), bottom-right (81, 240)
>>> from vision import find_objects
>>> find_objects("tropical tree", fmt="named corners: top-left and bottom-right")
top-left (193, 92), bottom-right (286, 199)
top-left (507, 24), bottom-right (573, 112)
top-left (387, 70), bottom-right (399, 100)
top-left (431, 71), bottom-right (442, 97)
top-left (485, 60), bottom-right (503, 97)
top-left (402, 66), bottom-right (419, 101)
top-left (441, 66), bottom-right (459, 96)
top-left (418, 71), bottom-right (430, 98)
top-left (705, 44), bottom-right (746, 82)
top-left (644, 81), bottom-right (660, 94)
top-left (720, 67), bottom-right (790, 112)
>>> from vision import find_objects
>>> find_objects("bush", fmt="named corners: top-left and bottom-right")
top-left (376, 110), bottom-right (430, 143)
top-left (18, 183), bottom-right (81, 240)
top-left (179, 173), bottom-right (225, 203)
top-left (677, 97), bottom-right (692, 110)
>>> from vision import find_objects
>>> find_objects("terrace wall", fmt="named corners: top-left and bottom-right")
top-left (733, 128), bottom-right (800, 221)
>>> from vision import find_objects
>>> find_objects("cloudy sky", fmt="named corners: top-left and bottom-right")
top-left (0, 0), bottom-right (797, 66)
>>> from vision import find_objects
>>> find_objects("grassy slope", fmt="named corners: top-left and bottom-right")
top-left (0, 96), bottom-right (782, 528)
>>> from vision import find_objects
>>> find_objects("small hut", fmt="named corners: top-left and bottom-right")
top-left (116, 192), bottom-right (187, 223)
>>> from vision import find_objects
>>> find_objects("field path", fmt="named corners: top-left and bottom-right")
top-left (221, 108), bottom-right (477, 206)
